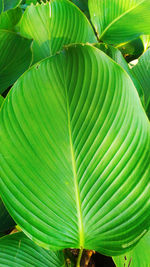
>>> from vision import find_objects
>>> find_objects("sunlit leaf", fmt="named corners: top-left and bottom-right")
top-left (0, 232), bottom-right (66, 266)
top-left (113, 231), bottom-right (150, 267)
top-left (0, 95), bottom-right (4, 107)
top-left (19, 0), bottom-right (97, 63)
top-left (0, 44), bottom-right (150, 256)
top-left (89, 0), bottom-right (150, 44)
top-left (0, 30), bottom-right (32, 94)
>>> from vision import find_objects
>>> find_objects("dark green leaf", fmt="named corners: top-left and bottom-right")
top-left (0, 232), bottom-right (66, 266)
top-left (0, 198), bottom-right (15, 237)
top-left (4, 0), bottom-right (22, 11)
top-left (0, 30), bottom-right (32, 94)
top-left (0, 7), bottom-right (22, 30)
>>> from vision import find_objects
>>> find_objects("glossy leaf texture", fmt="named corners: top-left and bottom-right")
top-left (0, 30), bottom-right (32, 94)
top-left (0, 45), bottom-right (150, 256)
top-left (0, 232), bottom-right (66, 267)
top-left (95, 43), bottom-right (144, 101)
top-left (0, 198), bottom-right (15, 237)
top-left (88, 0), bottom-right (150, 44)
top-left (19, 0), bottom-right (97, 63)
top-left (0, 7), bottom-right (22, 30)
top-left (132, 48), bottom-right (150, 117)
top-left (3, 0), bottom-right (22, 11)
top-left (113, 231), bottom-right (150, 267)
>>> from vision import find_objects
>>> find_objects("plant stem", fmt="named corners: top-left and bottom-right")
top-left (76, 247), bottom-right (83, 267)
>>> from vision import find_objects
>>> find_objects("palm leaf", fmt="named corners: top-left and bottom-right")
top-left (0, 30), bottom-right (32, 94)
top-left (0, 44), bottom-right (150, 256)
top-left (19, 0), bottom-right (97, 63)
top-left (0, 232), bottom-right (66, 266)
top-left (88, 0), bottom-right (150, 44)
top-left (3, 0), bottom-right (22, 11)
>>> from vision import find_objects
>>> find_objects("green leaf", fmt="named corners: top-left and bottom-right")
top-left (88, 0), bottom-right (150, 44)
top-left (0, 7), bottom-right (22, 30)
top-left (0, 0), bottom-right (4, 14)
top-left (0, 44), bottom-right (150, 256)
top-left (0, 95), bottom-right (4, 107)
top-left (132, 48), bottom-right (150, 116)
top-left (95, 43), bottom-right (144, 101)
top-left (0, 232), bottom-right (66, 266)
top-left (113, 231), bottom-right (150, 267)
top-left (0, 198), bottom-right (15, 237)
top-left (118, 38), bottom-right (145, 62)
top-left (70, 0), bottom-right (89, 17)
top-left (4, 0), bottom-right (22, 11)
top-left (0, 30), bottom-right (32, 94)
top-left (19, 0), bottom-right (97, 63)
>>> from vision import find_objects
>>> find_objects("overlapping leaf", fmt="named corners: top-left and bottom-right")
top-left (0, 198), bottom-right (15, 237)
top-left (0, 95), bottom-right (4, 107)
top-left (0, 232), bottom-right (66, 266)
top-left (0, 30), bottom-right (32, 94)
top-left (113, 231), bottom-right (150, 267)
top-left (95, 43), bottom-right (144, 101)
top-left (3, 0), bottom-right (22, 11)
top-left (0, 7), bottom-right (22, 30)
top-left (132, 48), bottom-right (150, 117)
top-left (19, 0), bottom-right (97, 63)
top-left (0, 45), bottom-right (150, 256)
top-left (88, 0), bottom-right (150, 44)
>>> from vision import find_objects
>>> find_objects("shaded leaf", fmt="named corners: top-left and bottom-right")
top-left (0, 29), bottom-right (32, 94)
top-left (19, 0), bottom-right (97, 63)
top-left (118, 38), bottom-right (145, 62)
top-left (0, 44), bottom-right (150, 256)
top-left (0, 7), bottom-right (22, 30)
top-left (132, 48), bottom-right (150, 115)
top-left (4, 0), bottom-right (22, 11)
top-left (0, 0), bottom-right (4, 14)
top-left (95, 43), bottom-right (144, 101)
top-left (0, 95), bottom-right (4, 107)
top-left (0, 232), bottom-right (66, 266)
top-left (88, 0), bottom-right (150, 44)
top-left (0, 198), bottom-right (15, 237)
top-left (70, 0), bottom-right (89, 18)
top-left (113, 231), bottom-right (150, 267)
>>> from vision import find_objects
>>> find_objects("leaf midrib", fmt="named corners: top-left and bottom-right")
top-left (99, 0), bottom-right (145, 40)
top-left (63, 66), bottom-right (84, 248)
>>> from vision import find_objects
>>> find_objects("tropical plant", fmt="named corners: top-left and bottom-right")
top-left (0, 0), bottom-right (150, 266)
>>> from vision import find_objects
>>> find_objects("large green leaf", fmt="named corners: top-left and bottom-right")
top-left (0, 30), bottom-right (32, 94)
top-left (0, 44), bottom-right (150, 256)
top-left (0, 198), bottom-right (15, 237)
top-left (0, 232), bottom-right (66, 266)
top-left (71, 0), bottom-right (89, 17)
top-left (95, 43), bottom-right (144, 101)
top-left (0, 95), bottom-right (4, 107)
top-left (113, 231), bottom-right (150, 267)
top-left (132, 48), bottom-right (150, 117)
top-left (88, 0), bottom-right (150, 44)
top-left (0, 7), bottom-right (22, 30)
top-left (19, 0), bottom-right (97, 63)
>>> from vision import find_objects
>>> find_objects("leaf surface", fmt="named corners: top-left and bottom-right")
top-left (4, 0), bottom-right (22, 11)
top-left (132, 48), bottom-right (150, 116)
top-left (19, 0), bottom-right (97, 63)
top-left (0, 30), bottom-right (32, 94)
top-left (0, 0), bottom-right (4, 14)
top-left (0, 95), bottom-right (4, 107)
top-left (88, 0), bottom-right (150, 44)
top-left (0, 44), bottom-right (150, 255)
top-left (0, 7), bottom-right (22, 30)
top-left (0, 232), bottom-right (66, 267)
top-left (113, 231), bottom-right (150, 267)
